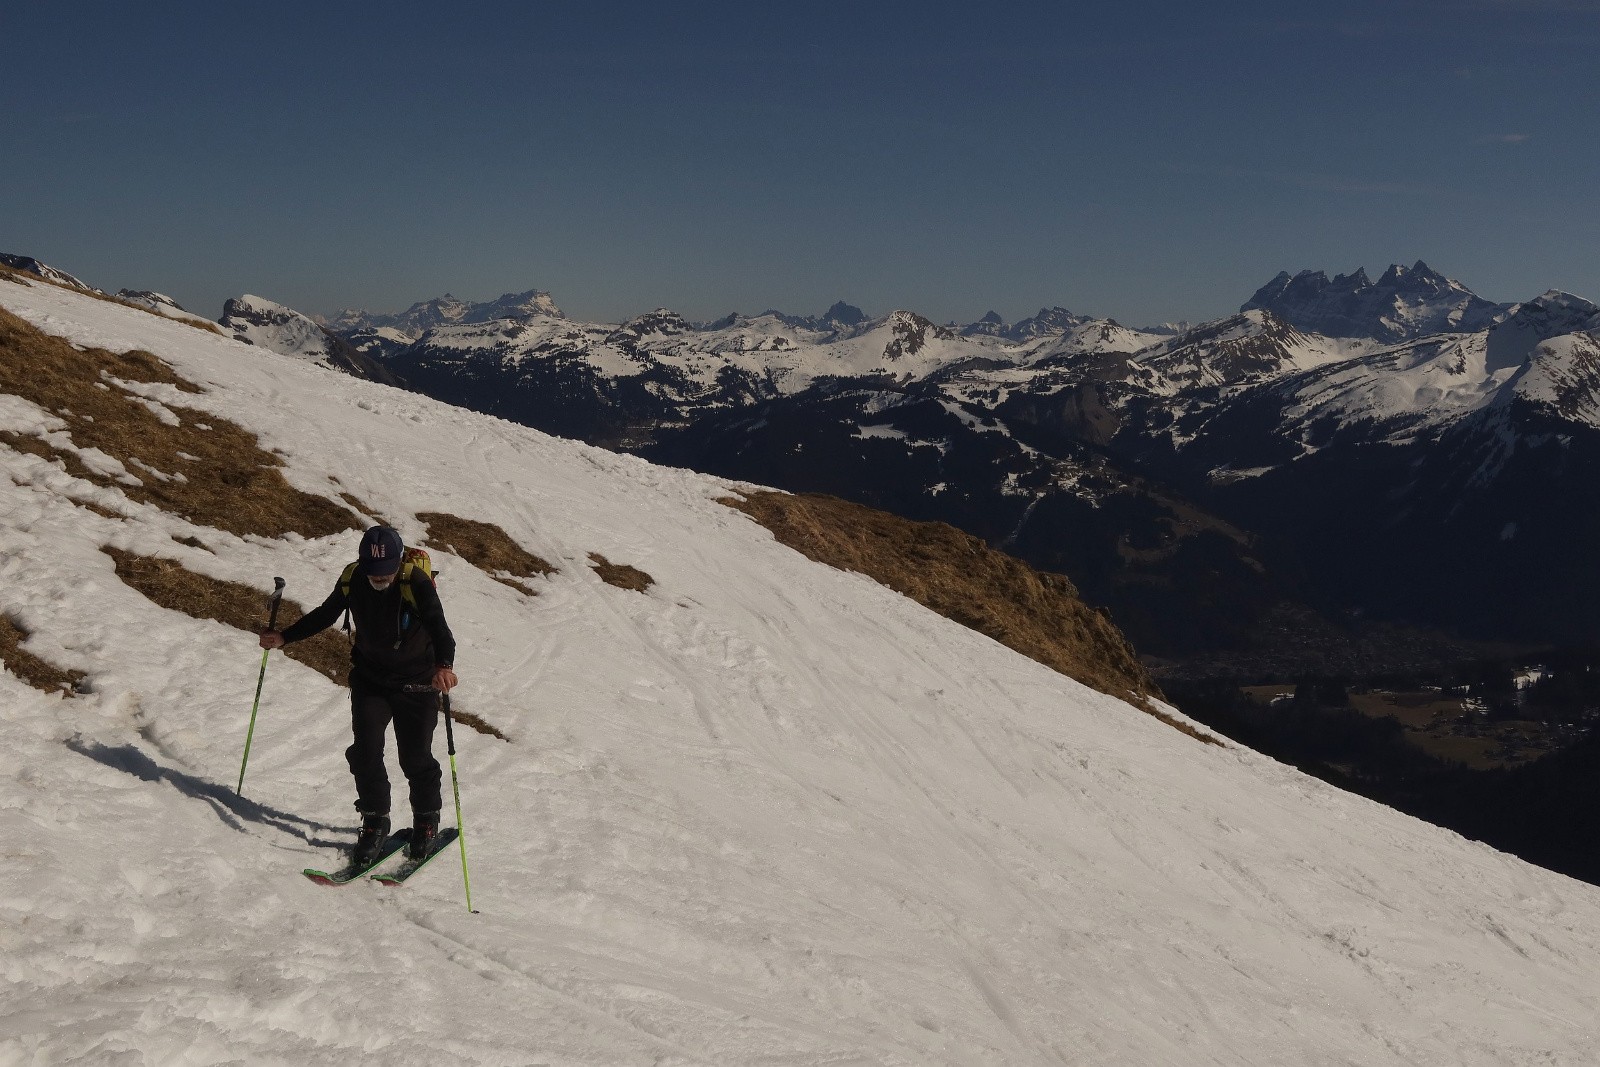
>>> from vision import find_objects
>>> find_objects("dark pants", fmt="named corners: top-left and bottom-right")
top-left (347, 683), bottom-right (443, 817)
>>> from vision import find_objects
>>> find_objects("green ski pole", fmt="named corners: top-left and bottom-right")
top-left (442, 693), bottom-right (478, 913)
top-left (237, 577), bottom-right (286, 796)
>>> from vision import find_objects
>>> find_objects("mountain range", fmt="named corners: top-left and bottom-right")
top-left (7, 250), bottom-right (1600, 1066)
top-left (11, 251), bottom-right (1600, 674)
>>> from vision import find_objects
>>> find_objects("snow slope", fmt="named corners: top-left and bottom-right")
top-left (3, 279), bottom-right (1600, 1066)
top-left (113, 290), bottom-right (218, 332)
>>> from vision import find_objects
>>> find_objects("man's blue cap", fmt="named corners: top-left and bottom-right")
top-left (358, 526), bottom-right (404, 576)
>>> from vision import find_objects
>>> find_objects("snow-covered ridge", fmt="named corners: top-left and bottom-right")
top-left (322, 288), bottom-right (565, 340)
top-left (3, 269), bottom-right (1600, 1065)
top-left (114, 289), bottom-right (219, 330)
top-left (0, 251), bottom-right (100, 293)
top-left (1233, 293), bottom-right (1600, 455)
top-left (221, 293), bottom-right (339, 363)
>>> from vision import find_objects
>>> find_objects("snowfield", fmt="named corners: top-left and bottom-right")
top-left (3, 279), bottom-right (1600, 1066)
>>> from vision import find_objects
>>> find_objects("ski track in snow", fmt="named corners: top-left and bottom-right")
top-left (2, 280), bottom-right (1600, 1065)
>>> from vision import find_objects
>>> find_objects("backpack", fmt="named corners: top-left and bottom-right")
top-left (339, 546), bottom-right (436, 633)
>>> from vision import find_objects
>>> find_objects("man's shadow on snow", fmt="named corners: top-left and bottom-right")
top-left (65, 737), bottom-right (350, 851)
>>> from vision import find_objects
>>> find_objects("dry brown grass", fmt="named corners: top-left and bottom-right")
top-left (75, 497), bottom-right (127, 521)
top-left (104, 547), bottom-right (352, 683)
top-left (449, 706), bottom-right (510, 742)
top-left (335, 490), bottom-right (389, 526)
top-left (588, 553), bottom-right (654, 593)
top-left (0, 306), bottom-right (358, 539)
top-left (0, 613), bottom-right (89, 695)
top-left (722, 492), bottom-right (1211, 742)
top-left (419, 511), bottom-right (557, 595)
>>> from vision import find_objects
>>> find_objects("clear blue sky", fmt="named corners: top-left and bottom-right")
top-left (5, 1), bottom-right (1597, 327)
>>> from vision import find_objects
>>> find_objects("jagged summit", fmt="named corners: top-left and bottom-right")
top-left (1376, 260), bottom-right (1451, 292)
top-left (1243, 260), bottom-right (1509, 342)
top-left (1009, 306), bottom-right (1093, 340)
top-left (823, 300), bottom-right (867, 327)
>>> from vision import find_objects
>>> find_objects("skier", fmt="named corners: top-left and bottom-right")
top-left (259, 525), bottom-right (458, 866)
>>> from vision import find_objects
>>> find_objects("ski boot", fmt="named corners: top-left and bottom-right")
top-left (408, 810), bottom-right (440, 861)
top-left (351, 812), bottom-right (391, 867)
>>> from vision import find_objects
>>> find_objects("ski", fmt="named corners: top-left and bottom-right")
top-left (369, 827), bottom-right (460, 886)
top-left (302, 830), bottom-right (411, 886)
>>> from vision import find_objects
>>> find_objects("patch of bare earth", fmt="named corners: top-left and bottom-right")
top-left (723, 491), bottom-right (1212, 743)
top-left (589, 553), bottom-right (654, 592)
top-left (0, 306), bottom-right (358, 539)
top-left (326, 478), bottom-right (390, 526)
top-left (73, 496), bottom-right (127, 521)
top-left (449, 706), bottom-right (509, 741)
top-left (0, 613), bottom-right (88, 695)
top-left (418, 511), bottom-right (557, 595)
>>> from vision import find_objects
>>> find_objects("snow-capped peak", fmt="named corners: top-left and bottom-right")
top-left (221, 294), bottom-right (338, 363)
top-left (1484, 290), bottom-right (1600, 372)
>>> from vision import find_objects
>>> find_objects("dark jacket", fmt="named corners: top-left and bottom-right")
top-left (281, 569), bottom-right (456, 689)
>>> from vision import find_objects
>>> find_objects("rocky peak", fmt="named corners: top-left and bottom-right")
top-left (880, 311), bottom-right (952, 361)
top-left (115, 290), bottom-right (190, 314)
top-left (612, 308), bottom-right (691, 341)
top-left (1329, 268), bottom-right (1371, 291)
top-left (1376, 260), bottom-right (1452, 295)
top-left (222, 294), bottom-right (301, 329)
top-left (222, 294), bottom-right (335, 359)
top-left (473, 289), bottom-right (564, 321)
top-left (959, 310), bottom-right (1010, 337)
top-left (1008, 306), bottom-right (1092, 341)
top-left (823, 301), bottom-right (868, 328)
top-left (1243, 261), bottom-right (1507, 343)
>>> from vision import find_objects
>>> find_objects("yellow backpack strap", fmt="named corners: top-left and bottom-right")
top-left (399, 557), bottom-right (418, 611)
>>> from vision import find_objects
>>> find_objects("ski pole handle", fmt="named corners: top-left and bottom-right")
top-left (443, 691), bottom-right (458, 756)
